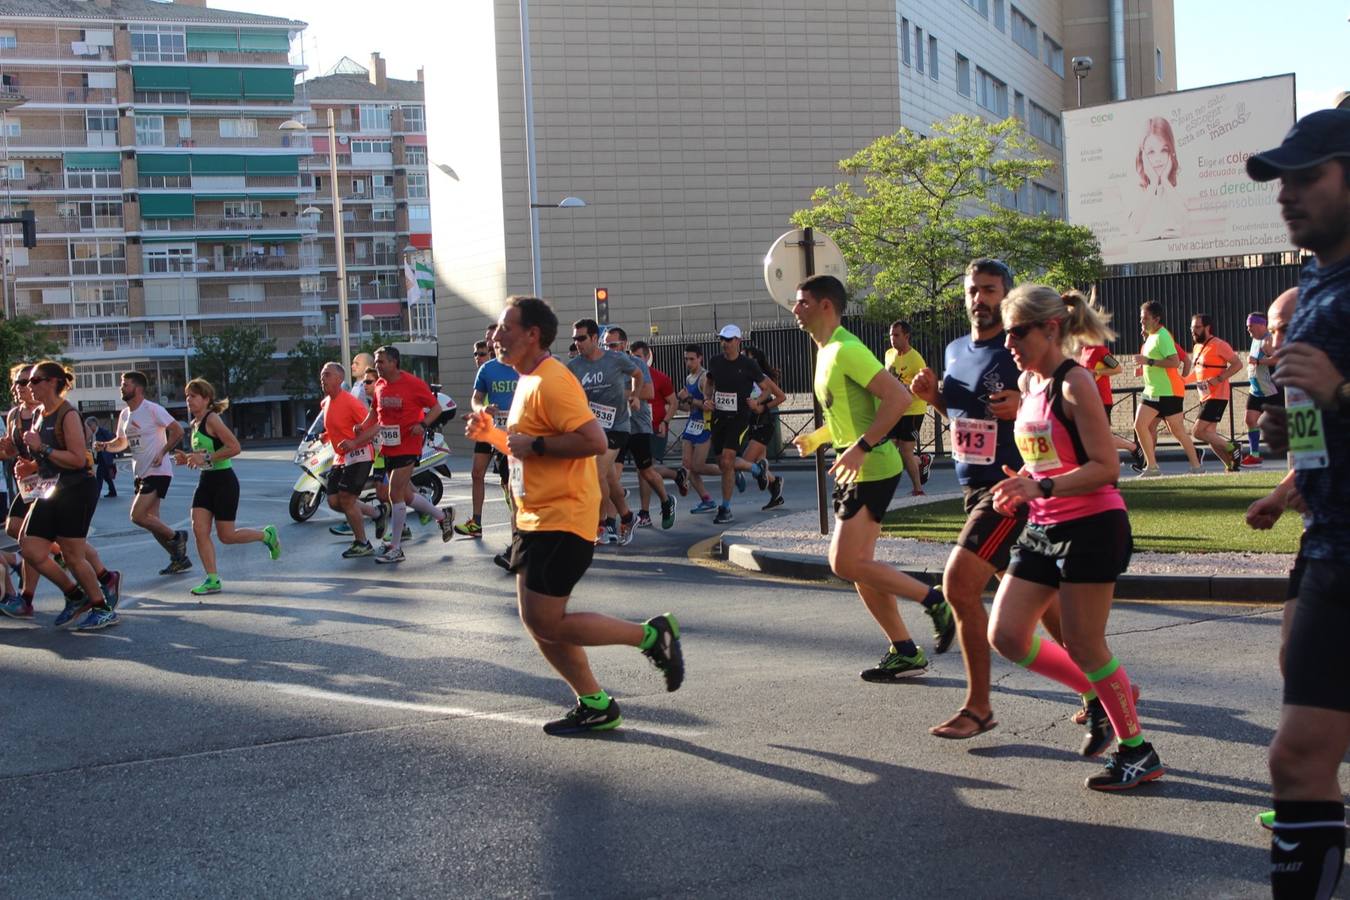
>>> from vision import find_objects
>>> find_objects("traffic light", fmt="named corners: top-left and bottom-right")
top-left (594, 286), bottom-right (610, 324)
top-left (20, 209), bottom-right (34, 249)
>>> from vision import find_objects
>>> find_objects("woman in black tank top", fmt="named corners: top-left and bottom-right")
top-left (0, 365), bottom-right (42, 611)
top-left (12, 361), bottom-right (115, 628)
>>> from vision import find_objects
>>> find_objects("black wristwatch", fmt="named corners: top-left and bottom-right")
top-left (855, 437), bottom-right (875, 453)
top-left (531, 436), bottom-right (546, 457)
top-left (1334, 380), bottom-right (1350, 413)
top-left (1039, 477), bottom-right (1055, 499)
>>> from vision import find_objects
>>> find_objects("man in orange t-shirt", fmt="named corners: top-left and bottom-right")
top-left (466, 295), bottom-right (685, 737)
top-left (319, 362), bottom-right (385, 556)
top-left (1189, 313), bottom-right (1245, 472)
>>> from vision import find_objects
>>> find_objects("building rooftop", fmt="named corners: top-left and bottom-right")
top-left (0, 0), bottom-right (303, 28)
top-left (303, 72), bottom-right (423, 103)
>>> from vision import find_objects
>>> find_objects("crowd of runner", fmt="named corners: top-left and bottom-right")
top-left (0, 103), bottom-right (1345, 900)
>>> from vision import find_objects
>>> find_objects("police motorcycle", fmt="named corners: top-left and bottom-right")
top-left (288, 391), bottom-right (457, 523)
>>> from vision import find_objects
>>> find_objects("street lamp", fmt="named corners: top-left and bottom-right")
top-left (280, 111), bottom-right (351, 374)
top-left (525, 195), bottom-right (587, 297)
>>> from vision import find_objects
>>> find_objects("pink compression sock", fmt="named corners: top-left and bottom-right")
top-left (1085, 657), bottom-right (1142, 742)
top-left (1015, 634), bottom-right (1092, 693)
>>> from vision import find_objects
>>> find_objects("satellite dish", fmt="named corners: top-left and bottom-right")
top-left (337, 135), bottom-right (349, 145)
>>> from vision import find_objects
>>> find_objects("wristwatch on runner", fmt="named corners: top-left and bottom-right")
top-left (1039, 478), bottom-right (1055, 499)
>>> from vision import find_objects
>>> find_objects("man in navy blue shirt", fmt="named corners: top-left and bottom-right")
top-left (1248, 108), bottom-right (1350, 900)
top-left (911, 258), bottom-right (1064, 740)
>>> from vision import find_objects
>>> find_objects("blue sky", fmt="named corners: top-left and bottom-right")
top-left (1175, 0), bottom-right (1346, 114)
top-left (226, 0), bottom-right (1346, 114)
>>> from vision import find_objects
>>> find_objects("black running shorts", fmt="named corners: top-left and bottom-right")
top-left (7, 492), bottom-right (30, 522)
top-left (134, 475), bottom-right (172, 499)
top-left (1198, 398), bottom-right (1228, 423)
top-left (744, 412), bottom-right (775, 447)
top-left (1007, 508), bottom-right (1133, 588)
top-left (382, 454), bottom-right (418, 470)
top-left (1247, 391), bottom-right (1283, 413)
top-left (710, 414), bottom-right (749, 456)
top-left (604, 430), bottom-right (630, 453)
top-left (22, 475), bottom-right (95, 541)
top-left (192, 468), bottom-right (241, 521)
top-left (1142, 396), bottom-right (1183, 418)
top-left (473, 441), bottom-right (494, 455)
top-left (1283, 557), bottom-right (1350, 712)
top-left (626, 433), bottom-right (655, 471)
top-left (331, 460), bottom-right (372, 496)
top-left (833, 474), bottom-right (900, 523)
top-left (511, 529), bottom-right (595, 598)
top-left (957, 484), bottom-right (1029, 573)
top-left (887, 414), bottom-right (924, 444)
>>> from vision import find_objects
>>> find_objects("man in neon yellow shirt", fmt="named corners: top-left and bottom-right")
top-left (792, 275), bottom-right (954, 681)
top-left (883, 319), bottom-right (931, 495)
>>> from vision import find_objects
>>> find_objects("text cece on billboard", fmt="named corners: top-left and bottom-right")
top-left (1063, 74), bottom-right (1296, 266)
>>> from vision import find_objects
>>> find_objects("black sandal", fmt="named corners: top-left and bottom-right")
top-left (929, 707), bottom-right (998, 740)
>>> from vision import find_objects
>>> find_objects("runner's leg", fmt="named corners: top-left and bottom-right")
top-left (1134, 404), bottom-right (1161, 469)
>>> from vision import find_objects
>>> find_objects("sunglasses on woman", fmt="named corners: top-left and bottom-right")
top-left (1006, 322), bottom-right (1044, 339)
top-left (12, 378), bottom-right (29, 386)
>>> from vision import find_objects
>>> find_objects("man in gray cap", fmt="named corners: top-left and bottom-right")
top-left (1246, 108), bottom-right (1350, 900)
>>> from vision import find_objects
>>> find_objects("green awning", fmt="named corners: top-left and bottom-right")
top-left (188, 68), bottom-right (243, 99)
top-left (238, 31), bottom-right (290, 52)
top-left (141, 235), bottom-right (199, 243)
top-left (139, 194), bottom-right (194, 218)
top-left (194, 193), bottom-right (248, 199)
top-left (190, 154), bottom-right (248, 175)
top-left (197, 235), bottom-right (250, 243)
top-left (133, 66), bottom-right (192, 91)
top-left (245, 155), bottom-right (299, 176)
top-left (186, 30), bottom-right (239, 52)
top-left (241, 68), bottom-right (295, 100)
top-left (136, 154), bottom-right (192, 175)
top-left (64, 151), bottom-right (120, 169)
top-left (249, 234), bottom-right (301, 242)
top-left (137, 108), bottom-right (189, 116)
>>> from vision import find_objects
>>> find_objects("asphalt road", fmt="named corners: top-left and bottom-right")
top-left (0, 451), bottom-right (1293, 898)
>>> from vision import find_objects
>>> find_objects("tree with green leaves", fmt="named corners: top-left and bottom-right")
top-left (282, 337), bottom-right (337, 403)
top-left (792, 114), bottom-right (1104, 321)
top-left (355, 331), bottom-right (404, 358)
top-left (0, 315), bottom-right (64, 404)
top-left (192, 326), bottom-right (277, 410)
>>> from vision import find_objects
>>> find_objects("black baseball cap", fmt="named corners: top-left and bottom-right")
top-left (1247, 109), bottom-right (1350, 182)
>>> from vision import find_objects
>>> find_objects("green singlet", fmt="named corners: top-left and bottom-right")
top-left (813, 325), bottom-right (903, 482)
top-left (191, 413), bottom-right (232, 470)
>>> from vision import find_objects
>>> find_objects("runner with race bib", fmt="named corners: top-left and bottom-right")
top-left (674, 344), bottom-right (721, 514)
top-left (463, 335), bottom-right (519, 543)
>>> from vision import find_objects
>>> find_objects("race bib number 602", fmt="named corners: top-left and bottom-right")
top-left (1285, 386), bottom-right (1328, 470)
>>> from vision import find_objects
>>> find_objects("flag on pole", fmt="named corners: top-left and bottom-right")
top-left (404, 256), bottom-right (435, 304)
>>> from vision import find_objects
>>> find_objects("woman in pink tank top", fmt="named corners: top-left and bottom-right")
top-left (985, 285), bottom-right (1165, 792)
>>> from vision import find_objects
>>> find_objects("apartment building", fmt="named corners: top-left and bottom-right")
top-left (428, 0), bottom-right (1175, 395)
top-left (0, 0), bottom-right (312, 436)
top-left (297, 52), bottom-right (437, 383)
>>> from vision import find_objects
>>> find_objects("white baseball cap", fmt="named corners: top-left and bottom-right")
top-left (718, 324), bottom-right (742, 340)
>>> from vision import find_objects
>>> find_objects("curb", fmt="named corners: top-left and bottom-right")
top-left (719, 535), bottom-right (1290, 603)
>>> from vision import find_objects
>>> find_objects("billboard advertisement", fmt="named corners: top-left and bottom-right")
top-left (1063, 74), bottom-right (1296, 266)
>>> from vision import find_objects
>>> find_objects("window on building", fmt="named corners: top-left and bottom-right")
top-left (219, 118), bottom-right (259, 138)
top-left (1029, 102), bottom-right (1062, 148)
top-left (130, 25), bottom-right (186, 62)
top-left (403, 145), bottom-right (427, 166)
top-left (993, 0), bottom-right (1006, 31)
top-left (1043, 35), bottom-right (1064, 76)
top-left (406, 172), bottom-right (428, 199)
top-left (408, 204), bottom-right (430, 227)
top-left (976, 68), bottom-right (1009, 117)
top-left (1014, 90), bottom-right (1025, 120)
top-left (228, 284), bottom-right (265, 303)
top-left (351, 178), bottom-right (366, 196)
top-left (914, 27), bottom-right (924, 74)
top-left (1156, 47), bottom-right (1164, 82)
top-left (300, 275), bottom-right (326, 294)
top-left (75, 200), bottom-right (122, 230)
top-left (67, 166), bottom-right (120, 189)
top-left (138, 174), bottom-right (190, 189)
top-left (86, 108), bottom-right (118, 145)
top-left (956, 54), bottom-right (971, 97)
top-left (69, 239), bottom-right (126, 275)
top-left (961, 0), bottom-right (989, 16)
top-left (223, 200), bottom-right (262, 219)
top-left (372, 174), bottom-right (394, 200)
top-left (72, 283), bottom-right (128, 319)
top-left (0, 30), bottom-right (16, 49)
top-left (2, 161), bottom-right (23, 182)
top-left (373, 239), bottom-right (397, 267)
top-left (399, 106), bottom-right (425, 132)
top-left (358, 104), bottom-right (391, 132)
top-left (134, 90), bottom-right (189, 105)
top-left (350, 139), bottom-right (392, 155)
top-left (135, 115), bottom-right (165, 146)
top-left (371, 205), bottom-right (395, 222)
top-left (142, 244), bottom-right (195, 273)
top-left (1011, 6), bottom-right (1037, 55)
top-left (74, 362), bottom-right (124, 386)
top-left (2, 120), bottom-right (18, 138)
top-left (177, 118), bottom-right (192, 139)
top-left (1032, 182), bottom-right (1061, 217)
top-left (928, 35), bottom-right (938, 80)
top-left (899, 16), bottom-right (910, 66)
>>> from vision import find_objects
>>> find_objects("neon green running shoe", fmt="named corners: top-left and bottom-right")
top-left (262, 525), bottom-right (281, 561)
top-left (191, 575), bottom-right (222, 596)
top-left (860, 645), bottom-right (929, 682)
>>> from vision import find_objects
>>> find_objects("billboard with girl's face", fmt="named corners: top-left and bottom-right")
top-left (1063, 74), bottom-right (1296, 265)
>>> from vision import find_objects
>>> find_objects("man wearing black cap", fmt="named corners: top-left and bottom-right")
top-left (1247, 108), bottom-right (1350, 900)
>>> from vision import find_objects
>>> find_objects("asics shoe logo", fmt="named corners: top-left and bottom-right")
top-left (1273, 838), bottom-right (1301, 853)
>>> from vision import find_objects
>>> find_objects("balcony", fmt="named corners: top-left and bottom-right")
top-left (195, 295), bottom-right (322, 316)
top-left (143, 253), bottom-right (318, 275)
top-left (15, 259), bottom-right (125, 279)
top-left (139, 214), bottom-right (318, 235)
top-left (138, 130), bottom-right (310, 151)
top-left (5, 129), bottom-right (119, 149)
top-left (0, 42), bottom-right (116, 64)
top-left (51, 213), bottom-right (125, 232)
top-left (1, 85), bottom-right (118, 105)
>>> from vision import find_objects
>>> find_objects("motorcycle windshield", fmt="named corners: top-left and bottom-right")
top-left (303, 412), bottom-right (326, 443)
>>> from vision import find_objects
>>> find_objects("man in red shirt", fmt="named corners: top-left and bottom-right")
top-left (346, 346), bottom-right (454, 563)
top-left (1077, 343), bottom-right (1146, 471)
top-left (1189, 314), bottom-right (1244, 472)
top-left (630, 340), bottom-right (680, 527)
top-left (319, 362), bottom-right (385, 557)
